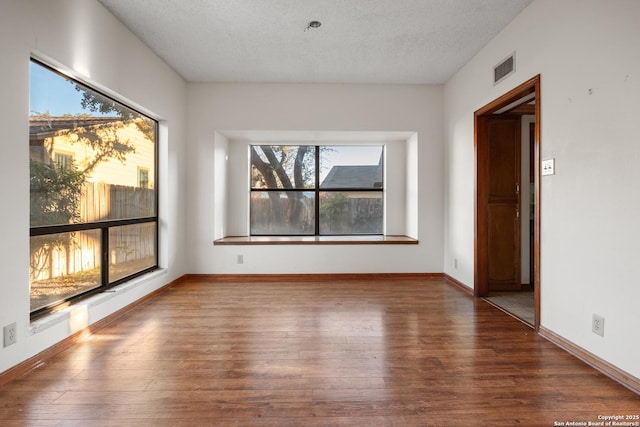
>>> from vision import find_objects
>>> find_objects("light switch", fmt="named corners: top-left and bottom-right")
top-left (542, 158), bottom-right (555, 176)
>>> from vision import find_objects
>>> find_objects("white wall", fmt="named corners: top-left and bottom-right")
top-left (444, 0), bottom-right (640, 379)
top-left (0, 0), bottom-right (188, 375)
top-left (186, 83), bottom-right (444, 274)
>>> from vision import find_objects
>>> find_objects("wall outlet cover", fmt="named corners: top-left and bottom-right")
top-left (542, 158), bottom-right (555, 176)
top-left (3, 322), bottom-right (17, 347)
top-left (592, 314), bottom-right (605, 337)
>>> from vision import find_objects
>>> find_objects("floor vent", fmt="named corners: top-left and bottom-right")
top-left (494, 53), bottom-right (515, 85)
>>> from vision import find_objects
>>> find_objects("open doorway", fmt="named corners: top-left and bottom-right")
top-left (474, 75), bottom-right (540, 329)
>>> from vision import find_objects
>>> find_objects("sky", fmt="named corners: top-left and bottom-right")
top-left (29, 61), bottom-right (102, 117)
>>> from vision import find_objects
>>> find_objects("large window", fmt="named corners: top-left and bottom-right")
top-left (250, 145), bottom-right (383, 235)
top-left (29, 59), bottom-right (158, 318)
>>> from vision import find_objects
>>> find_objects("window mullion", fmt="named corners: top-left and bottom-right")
top-left (315, 146), bottom-right (320, 235)
top-left (101, 226), bottom-right (109, 286)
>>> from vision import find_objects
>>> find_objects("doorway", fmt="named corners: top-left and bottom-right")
top-left (474, 75), bottom-right (540, 329)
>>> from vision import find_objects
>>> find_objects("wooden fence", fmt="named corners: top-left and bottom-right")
top-left (80, 182), bottom-right (155, 222)
top-left (31, 183), bottom-right (156, 281)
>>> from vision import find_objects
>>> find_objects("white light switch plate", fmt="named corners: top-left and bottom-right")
top-left (542, 158), bottom-right (555, 176)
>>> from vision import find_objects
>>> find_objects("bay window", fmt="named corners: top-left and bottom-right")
top-left (250, 145), bottom-right (383, 236)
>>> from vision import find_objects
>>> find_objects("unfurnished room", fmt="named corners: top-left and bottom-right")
top-left (1, 0), bottom-right (639, 425)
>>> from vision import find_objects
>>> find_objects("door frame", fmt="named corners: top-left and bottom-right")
top-left (474, 75), bottom-right (541, 329)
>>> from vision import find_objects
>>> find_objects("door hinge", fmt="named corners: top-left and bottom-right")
top-left (515, 183), bottom-right (520, 194)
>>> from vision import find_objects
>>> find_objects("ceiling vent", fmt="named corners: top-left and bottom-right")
top-left (494, 53), bottom-right (515, 85)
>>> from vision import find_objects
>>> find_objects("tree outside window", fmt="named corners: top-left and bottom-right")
top-left (250, 145), bottom-right (383, 236)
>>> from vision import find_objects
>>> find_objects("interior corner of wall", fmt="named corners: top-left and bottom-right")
top-left (405, 133), bottom-right (419, 238)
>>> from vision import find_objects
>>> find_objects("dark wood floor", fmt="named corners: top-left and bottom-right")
top-left (1, 276), bottom-right (638, 426)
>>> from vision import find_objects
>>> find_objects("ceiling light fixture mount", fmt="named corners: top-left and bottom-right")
top-left (305, 20), bottom-right (322, 31)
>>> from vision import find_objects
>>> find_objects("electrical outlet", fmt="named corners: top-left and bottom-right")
top-left (592, 314), bottom-right (604, 337)
top-left (237, 254), bottom-right (244, 265)
top-left (3, 322), bottom-right (17, 347)
top-left (454, 258), bottom-right (458, 269)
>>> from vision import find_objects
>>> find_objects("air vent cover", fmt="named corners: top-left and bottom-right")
top-left (494, 53), bottom-right (515, 85)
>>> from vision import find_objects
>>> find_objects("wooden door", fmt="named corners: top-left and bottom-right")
top-left (486, 116), bottom-right (521, 291)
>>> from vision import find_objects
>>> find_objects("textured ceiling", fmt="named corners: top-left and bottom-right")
top-left (98, 0), bottom-right (532, 84)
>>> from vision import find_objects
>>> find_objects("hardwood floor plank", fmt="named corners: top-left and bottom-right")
top-left (0, 276), bottom-right (637, 425)
top-left (145, 377), bottom-right (386, 392)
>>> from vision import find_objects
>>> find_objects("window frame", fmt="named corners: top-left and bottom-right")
top-left (249, 145), bottom-right (384, 236)
top-left (29, 58), bottom-right (159, 320)
top-left (53, 151), bottom-right (74, 170)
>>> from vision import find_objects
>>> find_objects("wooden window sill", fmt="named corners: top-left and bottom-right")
top-left (213, 235), bottom-right (418, 245)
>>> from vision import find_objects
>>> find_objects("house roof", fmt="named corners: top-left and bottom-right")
top-left (30, 116), bottom-right (122, 133)
top-left (29, 116), bottom-right (122, 139)
top-left (321, 164), bottom-right (383, 189)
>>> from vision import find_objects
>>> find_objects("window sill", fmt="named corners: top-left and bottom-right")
top-left (213, 235), bottom-right (418, 245)
top-left (29, 268), bottom-right (167, 334)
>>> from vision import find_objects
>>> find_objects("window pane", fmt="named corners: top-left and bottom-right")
top-left (29, 61), bottom-right (157, 227)
top-left (320, 146), bottom-right (383, 189)
top-left (320, 192), bottom-right (383, 235)
top-left (30, 230), bottom-right (102, 312)
top-left (251, 146), bottom-right (315, 189)
top-left (251, 192), bottom-right (315, 235)
top-left (29, 59), bottom-right (159, 316)
top-left (109, 223), bottom-right (157, 283)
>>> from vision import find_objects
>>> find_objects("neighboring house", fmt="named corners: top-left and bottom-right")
top-left (29, 116), bottom-right (155, 191)
top-left (320, 156), bottom-right (383, 190)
